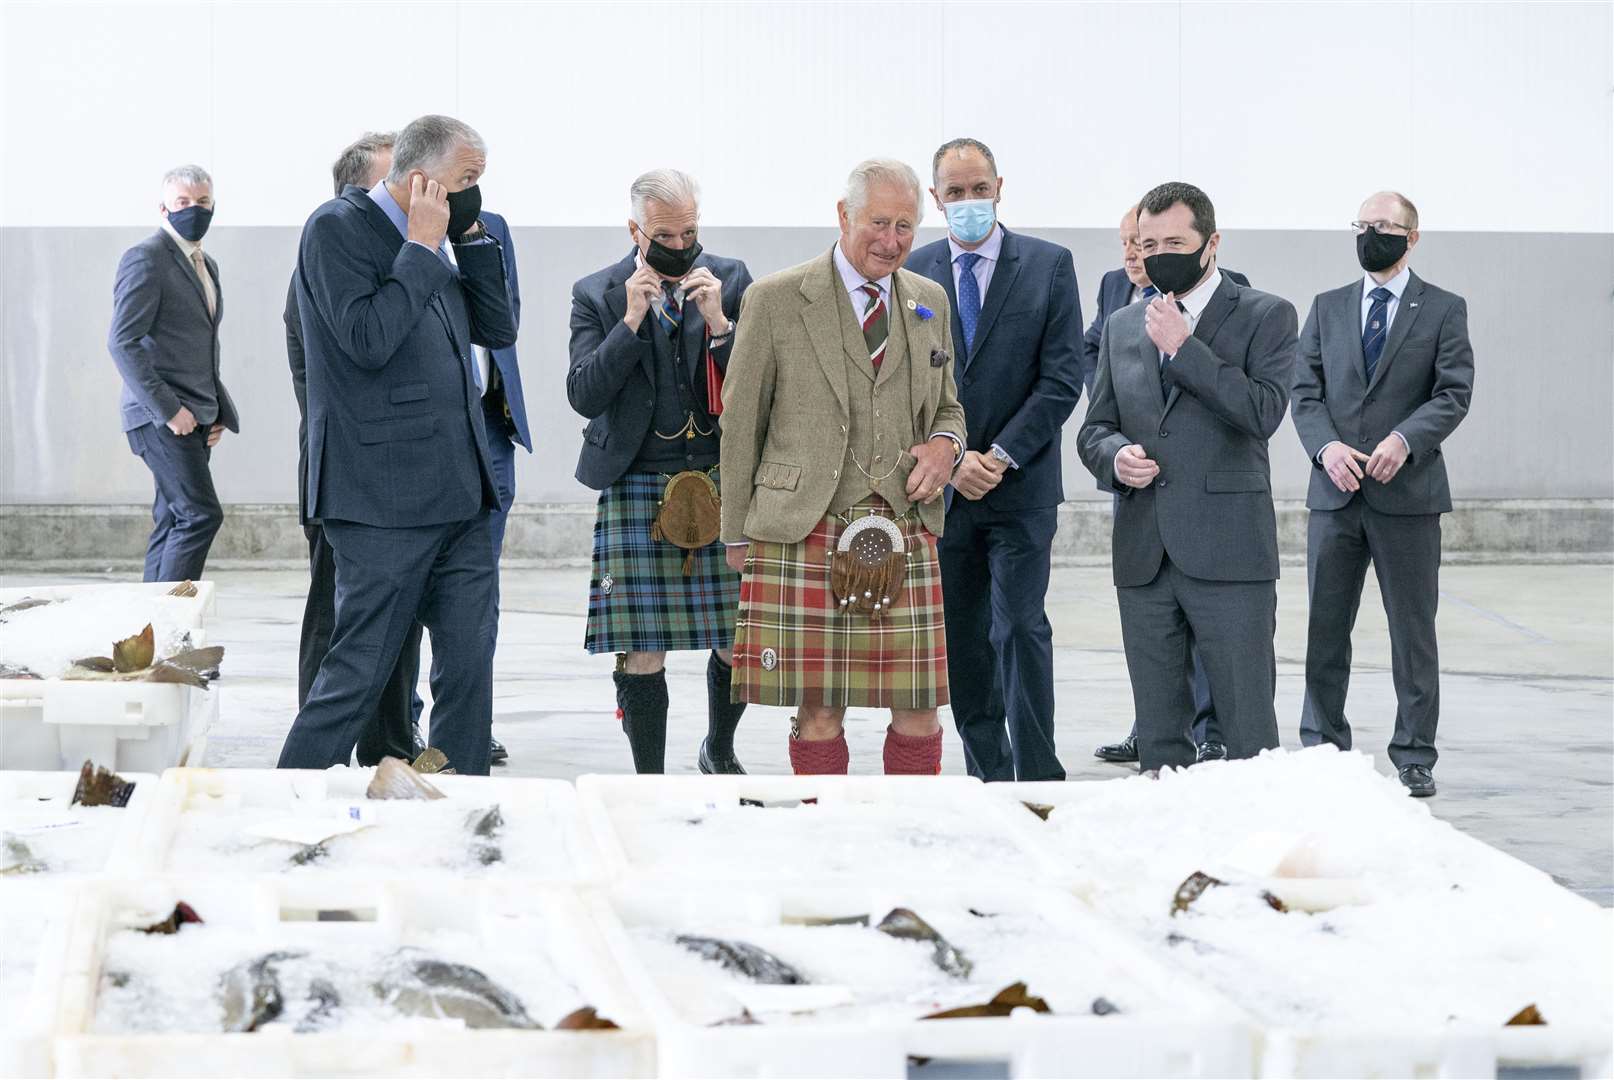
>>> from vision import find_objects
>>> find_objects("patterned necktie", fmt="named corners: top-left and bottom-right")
top-left (656, 281), bottom-right (683, 339)
top-left (956, 252), bottom-right (983, 353)
top-left (1362, 286), bottom-right (1393, 383)
top-left (1140, 285), bottom-right (1159, 302)
top-left (860, 283), bottom-right (888, 370)
top-left (191, 248), bottom-right (217, 319)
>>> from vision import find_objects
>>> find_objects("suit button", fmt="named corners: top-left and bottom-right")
top-left (832, 469), bottom-right (839, 479)
top-left (1158, 480), bottom-right (1169, 489)
top-left (1159, 430), bottom-right (1169, 438)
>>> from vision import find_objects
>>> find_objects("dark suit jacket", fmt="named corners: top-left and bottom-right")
top-left (479, 210), bottom-right (531, 452)
top-left (1082, 266), bottom-right (1250, 396)
top-left (905, 227), bottom-right (1083, 510)
top-left (296, 186), bottom-right (517, 528)
top-left (1291, 271), bottom-right (1473, 515)
top-left (109, 230), bottom-right (238, 433)
top-left (567, 249), bottom-right (752, 490)
top-left (1078, 274), bottom-right (1298, 586)
top-left (286, 209), bottom-right (528, 525)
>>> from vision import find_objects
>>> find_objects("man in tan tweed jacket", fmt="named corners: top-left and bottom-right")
top-left (719, 158), bottom-right (967, 776)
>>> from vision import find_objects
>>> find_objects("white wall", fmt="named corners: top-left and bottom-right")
top-left (2, 0), bottom-right (1610, 233)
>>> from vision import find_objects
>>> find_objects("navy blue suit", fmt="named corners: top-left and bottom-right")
top-left (108, 229), bottom-right (238, 582)
top-left (906, 226), bottom-right (1083, 781)
top-left (1080, 264), bottom-right (1250, 751)
top-left (277, 187), bottom-right (516, 776)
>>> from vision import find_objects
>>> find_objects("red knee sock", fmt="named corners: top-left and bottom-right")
top-left (788, 731), bottom-right (849, 775)
top-left (883, 726), bottom-right (942, 775)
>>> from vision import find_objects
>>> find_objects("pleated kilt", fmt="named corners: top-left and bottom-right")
top-left (732, 497), bottom-right (949, 709)
top-left (584, 471), bottom-right (740, 655)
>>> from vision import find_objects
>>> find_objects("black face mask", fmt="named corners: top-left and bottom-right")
top-left (445, 184), bottom-right (482, 241)
top-left (166, 205), bottom-right (213, 243)
top-left (643, 234), bottom-right (702, 278)
top-left (1143, 236), bottom-right (1211, 297)
top-left (1356, 227), bottom-right (1408, 273)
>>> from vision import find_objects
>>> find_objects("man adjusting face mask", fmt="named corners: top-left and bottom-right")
top-left (1143, 235), bottom-right (1211, 297)
top-left (641, 232), bottom-right (703, 278)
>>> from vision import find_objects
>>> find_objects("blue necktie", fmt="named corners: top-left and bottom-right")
top-left (656, 281), bottom-right (683, 339)
top-left (1363, 286), bottom-right (1393, 383)
top-left (1140, 285), bottom-right (1159, 301)
top-left (956, 252), bottom-right (982, 353)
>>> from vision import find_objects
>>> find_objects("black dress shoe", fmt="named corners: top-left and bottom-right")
top-left (698, 737), bottom-right (746, 775)
top-left (1195, 741), bottom-right (1228, 763)
top-left (410, 724), bottom-right (427, 759)
top-left (1094, 733), bottom-right (1139, 763)
top-left (1398, 764), bottom-right (1436, 797)
top-left (489, 737), bottom-right (508, 766)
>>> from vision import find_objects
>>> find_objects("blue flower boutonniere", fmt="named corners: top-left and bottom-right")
top-left (906, 298), bottom-right (935, 321)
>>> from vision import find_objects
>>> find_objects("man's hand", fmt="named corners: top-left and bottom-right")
top-left (951, 451), bottom-right (1003, 501)
top-left (1144, 293), bottom-right (1191, 356)
top-left (1115, 444), bottom-right (1160, 489)
top-left (1365, 433), bottom-right (1409, 484)
top-left (206, 423), bottom-right (224, 448)
top-left (724, 544), bottom-right (747, 574)
top-left (622, 262), bottom-right (664, 332)
top-left (1321, 441), bottom-right (1372, 493)
top-left (405, 174), bottom-right (449, 250)
top-left (906, 437), bottom-right (957, 504)
top-left (682, 267), bottom-right (727, 331)
top-left (167, 405), bottom-right (197, 436)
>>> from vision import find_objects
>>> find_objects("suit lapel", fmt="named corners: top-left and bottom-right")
top-left (1162, 275), bottom-right (1239, 420)
top-left (1341, 279), bottom-right (1368, 386)
top-left (838, 276), bottom-right (879, 385)
top-left (600, 250), bottom-right (653, 385)
top-left (203, 254), bottom-right (222, 326)
top-left (966, 226), bottom-right (1020, 367)
top-left (927, 245), bottom-right (966, 360)
top-left (802, 251), bottom-right (853, 413)
top-left (1368, 272), bottom-right (1425, 392)
top-left (878, 273), bottom-right (911, 389)
top-left (160, 231), bottom-right (211, 318)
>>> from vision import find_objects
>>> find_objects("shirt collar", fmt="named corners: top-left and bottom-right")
top-left (368, 180), bottom-right (410, 240)
top-left (947, 223), bottom-right (1003, 266)
top-left (160, 217), bottom-right (200, 258)
top-left (1363, 265), bottom-right (1411, 300)
top-left (1178, 267), bottom-right (1223, 322)
top-left (833, 242), bottom-right (891, 299)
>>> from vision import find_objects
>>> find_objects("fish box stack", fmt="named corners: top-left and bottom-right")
top-left (575, 774), bottom-right (1260, 1077)
top-left (0, 764), bottom-right (156, 1078)
top-left (0, 581), bottom-right (219, 772)
top-left (44, 762), bottom-right (653, 1078)
top-left (990, 748), bottom-right (1614, 1078)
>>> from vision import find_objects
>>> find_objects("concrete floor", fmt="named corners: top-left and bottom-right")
top-left (20, 562), bottom-right (1613, 906)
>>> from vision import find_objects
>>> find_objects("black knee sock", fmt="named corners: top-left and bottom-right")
top-left (614, 668), bottom-right (668, 774)
top-left (706, 651), bottom-right (746, 759)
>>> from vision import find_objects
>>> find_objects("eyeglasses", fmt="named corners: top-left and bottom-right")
top-left (1351, 220), bottom-right (1413, 235)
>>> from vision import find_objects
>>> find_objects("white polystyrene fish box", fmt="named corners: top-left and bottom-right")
top-left (590, 879), bottom-right (1257, 1079)
top-left (120, 767), bottom-right (602, 884)
top-left (991, 749), bottom-right (1614, 1078)
top-left (576, 774), bottom-right (1062, 886)
top-left (0, 680), bottom-right (216, 774)
top-left (0, 881), bottom-right (82, 1079)
top-left (2, 768), bottom-right (157, 878)
top-left (51, 876), bottom-right (655, 1078)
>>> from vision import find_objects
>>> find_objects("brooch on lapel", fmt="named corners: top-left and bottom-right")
top-left (907, 298), bottom-right (935, 321)
top-left (930, 348), bottom-right (950, 368)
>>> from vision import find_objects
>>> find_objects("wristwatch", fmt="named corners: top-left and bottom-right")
top-left (709, 316), bottom-right (736, 344)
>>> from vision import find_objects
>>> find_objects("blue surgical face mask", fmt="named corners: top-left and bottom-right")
top-left (944, 198), bottom-right (996, 245)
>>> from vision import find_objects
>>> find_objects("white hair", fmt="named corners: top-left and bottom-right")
top-left (843, 158), bottom-right (923, 224)
top-left (161, 164), bottom-right (212, 192)
top-left (630, 168), bottom-right (701, 224)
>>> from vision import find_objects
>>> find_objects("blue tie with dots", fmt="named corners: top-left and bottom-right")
top-left (1363, 286), bottom-right (1393, 383)
top-left (956, 252), bottom-right (982, 353)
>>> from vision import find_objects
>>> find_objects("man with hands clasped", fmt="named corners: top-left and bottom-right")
top-left (1290, 191), bottom-right (1474, 798)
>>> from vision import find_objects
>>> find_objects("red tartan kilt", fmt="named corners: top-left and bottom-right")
top-left (732, 499), bottom-right (949, 710)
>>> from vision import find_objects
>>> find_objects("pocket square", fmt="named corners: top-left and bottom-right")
top-left (930, 348), bottom-right (950, 368)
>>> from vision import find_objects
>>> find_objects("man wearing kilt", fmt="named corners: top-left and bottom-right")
top-left (720, 159), bottom-right (967, 776)
top-left (568, 169), bottom-right (753, 774)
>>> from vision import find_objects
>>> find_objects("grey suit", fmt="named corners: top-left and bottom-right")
top-left (1290, 271), bottom-right (1474, 770)
top-left (1078, 273), bottom-right (1298, 770)
top-left (108, 229), bottom-right (238, 581)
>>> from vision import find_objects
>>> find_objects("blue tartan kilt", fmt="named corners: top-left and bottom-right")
top-left (584, 470), bottom-right (741, 654)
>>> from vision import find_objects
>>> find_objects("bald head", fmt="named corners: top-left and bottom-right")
top-left (1119, 203), bottom-right (1147, 287)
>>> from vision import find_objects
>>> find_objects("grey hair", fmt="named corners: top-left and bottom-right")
top-left (843, 158), bottom-right (924, 225)
top-left (332, 131), bottom-right (396, 196)
top-left (386, 115), bottom-right (486, 183)
top-left (630, 169), bottom-right (701, 224)
top-left (161, 164), bottom-right (212, 192)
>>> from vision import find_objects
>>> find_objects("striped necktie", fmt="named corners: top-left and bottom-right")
top-left (860, 283), bottom-right (887, 370)
top-left (1363, 286), bottom-right (1393, 383)
top-left (656, 281), bottom-right (683, 339)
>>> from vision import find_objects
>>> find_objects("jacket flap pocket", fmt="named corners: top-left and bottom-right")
top-left (583, 422), bottom-right (609, 448)
top-left (754, 461), bottom-right (802, 491)
top-left (1206, 470), bottom-right (1268, 493)
top-left (389, 382), bottom-right (430, 404)
top-left (359, 415), bottom-right (437, 444)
